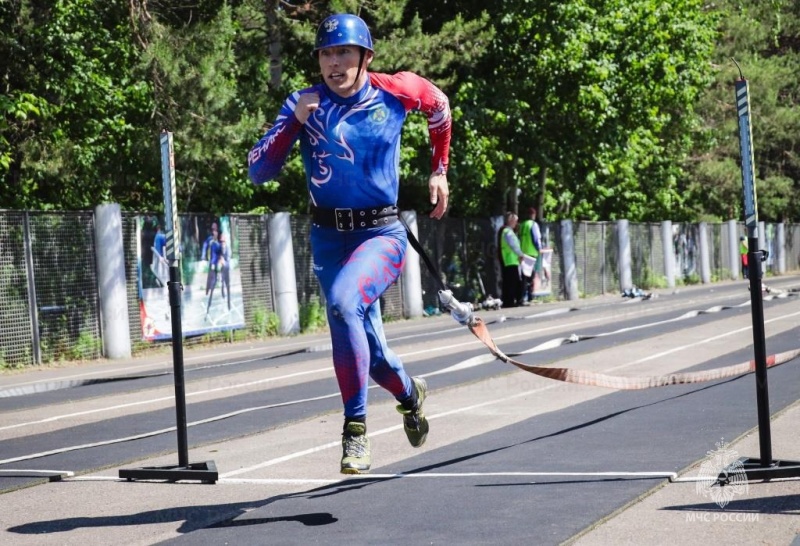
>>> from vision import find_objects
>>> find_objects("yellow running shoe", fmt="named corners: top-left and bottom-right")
top-left (340, 421), bottom-right (371, 474)
top-left (396, 377), bottom-right (429, 447)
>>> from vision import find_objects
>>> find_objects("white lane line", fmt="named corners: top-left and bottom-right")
top-left (59, 472), bottom-right (800, 485)
top-left (220, 383), bottom-right (568, 478)
top-left (0, 367), bottom-right (332, 432)
top-left (397, 313), bottom-right (619, 358)
top-left (224, 471), bottom-right (679, 481)
top-left (0, 306), bottom-right (614, 395)
top-left (68, 474), bottom-right (800, 485)
top-left (0, 289), bottom-right (770, 392)
top-left (0, 389), bottom-right (359, 466)
top-left (606, 309), bottom-right (800, 372)
top-left (222, 307), bottom-right (800, 479)
top-left (0, 340), bottom-right (326, 390)
top-left (5, 304), bottom-right (799, 467)
top-left (0, 469), bottom-right (74, 477)
top-left (425, 354), bottom-right (497, 376)
top-left (0, 314), bottom-right (614, 432)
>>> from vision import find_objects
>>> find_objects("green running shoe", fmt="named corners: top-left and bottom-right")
top-left (396, 377), bottom-right (429, 447)
top-left (340, 422), bottom-right (371, 474)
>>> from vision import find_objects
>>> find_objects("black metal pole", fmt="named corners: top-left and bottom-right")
top-left (746, 241), bottom-right (772, 466)
top-left (168, 263), bottom-right (189, 468)
top-left (712, 60), bottom-right (800, 484)
top-left (119, 131), bottom-right (217, 483)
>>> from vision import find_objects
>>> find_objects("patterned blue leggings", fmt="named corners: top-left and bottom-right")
top-left (311, 222), bottom-right (414, 418)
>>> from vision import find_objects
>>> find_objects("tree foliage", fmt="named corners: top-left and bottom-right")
top-left (684, 0), bottom-right (800, 222)
top-left (1, 0), bottom-right (797, 223)
top-left (466, 0), bottom-right (718, 221)
top-left (2, 0), bottom-right (153, 209)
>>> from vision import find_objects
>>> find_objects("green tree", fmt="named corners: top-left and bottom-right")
top-left (686, 0), bottom-right (800, 222)
top-left (469, 0), bottom-right (719, 221)
top-left (139, 3), bottom-right (263, 213)
top-left (4, 0), bottom-right (792, 226)
top-left (1, 0), bottom-right (153, 210)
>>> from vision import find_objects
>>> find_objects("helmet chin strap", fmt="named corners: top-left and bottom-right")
top-left (351, 48), bottom-right (368, 91)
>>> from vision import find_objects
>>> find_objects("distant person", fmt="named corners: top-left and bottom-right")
top-left (498, 212), bottom-right (528, 308)
top-left (519, 206), bottom-right (542, 301)
top-left (740, 236), bottom-right (749, 279)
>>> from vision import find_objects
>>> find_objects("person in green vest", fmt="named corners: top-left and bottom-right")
top-left (739, 236), bottom-right (749, 279)
top-left (497, 212), bottom-right (528, 308)
top-left (519, 206), bottom-right (542, 302)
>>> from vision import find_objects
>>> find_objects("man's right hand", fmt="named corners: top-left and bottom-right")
top-left (294, 92), bottom-right (320, 124)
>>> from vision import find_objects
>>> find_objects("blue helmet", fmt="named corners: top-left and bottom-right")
top-left (313, 14), bottom-right (373, 55)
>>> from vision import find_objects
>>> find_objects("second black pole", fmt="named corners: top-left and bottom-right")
top-left (746, 237), bottom-right (771, 467)
top-left (168, 263), bottom-right (189, 468)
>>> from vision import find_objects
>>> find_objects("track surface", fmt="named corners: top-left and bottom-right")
top-left (1, 279), bottom-right (799, 545)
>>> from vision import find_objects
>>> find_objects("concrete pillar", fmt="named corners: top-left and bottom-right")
top-left (698, 222), bottom-right (711, 283)
top-left (617, 219), bottom-right (632, 291)
top-left (661, 221), bottom-right (675, 288)
top-left (94, 204), bottom-right (131, 358)
top-left (560, 220), bottom-right (579, 300)
top-left (728, 219), bottom-right (740, 280)
top-left (777, 223), bottom-right (786, 274)
top-left (400, 210), bottom-right (424, 319)
top-left (268, 212), bottom-right (300, 335)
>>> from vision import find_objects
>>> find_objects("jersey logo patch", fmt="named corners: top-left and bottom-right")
top-left (370, 106), bottom-right (388, 124)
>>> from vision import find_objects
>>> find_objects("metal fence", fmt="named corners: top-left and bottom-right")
top-left (416, 216), bottom-right (500, 311)
top-left (0, 211), bottom-right (101, 367)
top-left (236, 215), bottom-right (275, 331)
top-left (573, 222), bottom-right (614, 297)
top-left (2, 210), bottom-right (800, 369)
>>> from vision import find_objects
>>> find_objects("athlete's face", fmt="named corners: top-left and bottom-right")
top-left (318, 46), bottom-right (372, 98)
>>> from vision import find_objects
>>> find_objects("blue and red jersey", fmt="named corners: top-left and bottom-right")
top-left (248, 71), bottom-right (451, 209)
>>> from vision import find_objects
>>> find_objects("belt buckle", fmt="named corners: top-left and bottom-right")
top-left (335, 208), bottom-right (354, 231)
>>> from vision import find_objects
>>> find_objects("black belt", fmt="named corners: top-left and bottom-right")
top-left (312, 205), bottom-right (399, 231)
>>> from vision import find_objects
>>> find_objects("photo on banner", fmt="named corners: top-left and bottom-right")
top-left (137, 214), bottom-right (245, 341)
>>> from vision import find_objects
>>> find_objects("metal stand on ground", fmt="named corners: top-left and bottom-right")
top-left (119, 131), bottom-right (217, 484)
top-left (717, 62), bottom-right (800, 484)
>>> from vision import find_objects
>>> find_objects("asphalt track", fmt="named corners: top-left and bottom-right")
top-left (1, 278), bottom-right (800, 545)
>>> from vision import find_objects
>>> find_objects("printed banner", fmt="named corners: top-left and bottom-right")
top-left (138, 215), bottom-right (245, 341)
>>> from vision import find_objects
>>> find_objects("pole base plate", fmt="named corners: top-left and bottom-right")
top-left (119, 461), bottom-right (218, 484)
top-left (717, 456), bottom-right (800, 484)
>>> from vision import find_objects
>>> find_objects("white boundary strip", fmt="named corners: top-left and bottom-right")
top-left (63, 473), bottom-right (800, 485)
top-left (65, 470), bottom-right (678, 486)
top-left (0, 469), bottom-right (74, 477)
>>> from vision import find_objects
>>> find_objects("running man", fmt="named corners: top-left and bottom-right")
top-left (248, 13), bottom-right (451, 474)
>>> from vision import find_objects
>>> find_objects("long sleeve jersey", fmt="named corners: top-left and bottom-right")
top-left (247, 71), bottom-right (451, 209)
